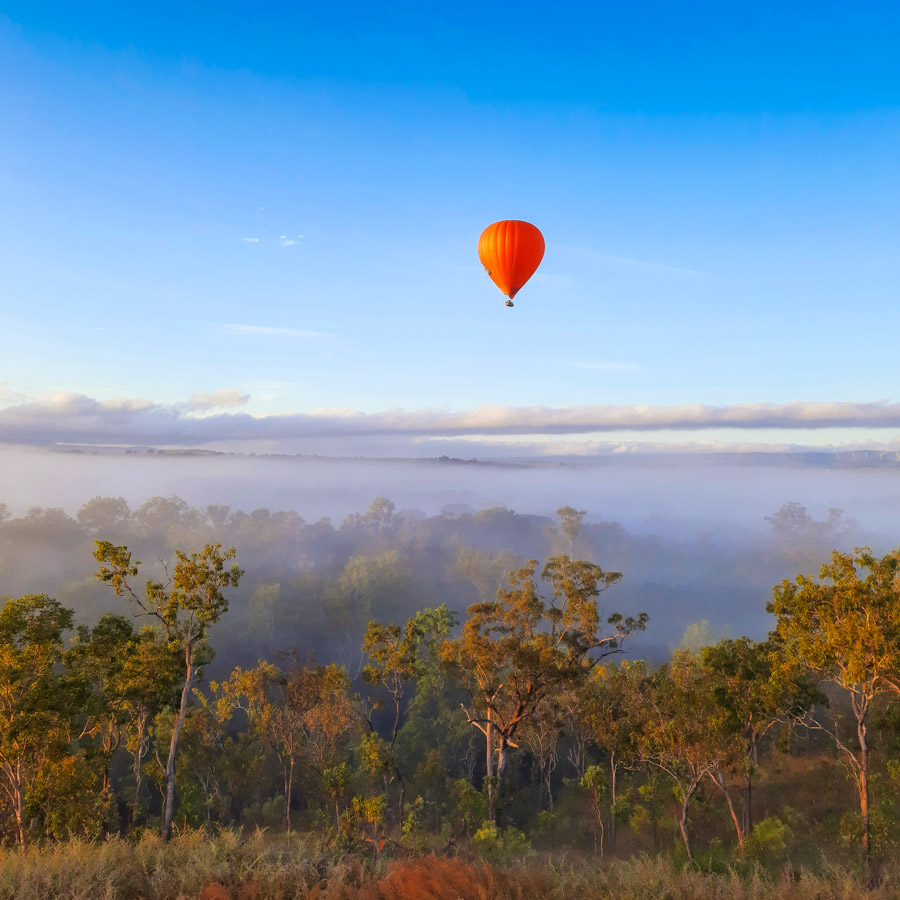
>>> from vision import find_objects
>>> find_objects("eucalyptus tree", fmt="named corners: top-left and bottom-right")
top-left (580, 659), bottom-right (647, 850)
top-left (362, 605), bottom-right (456, 816)
top-left (636, 649), bottom-right (744, 860)
top-left (442, 555), bottom-right (645, 821)
top-left (700, 636), bottom-right (819, 838)
top-left (94, 541), bottom-right (242, 841)
top-left (556, 505), bottom-right (586, 556)
top-left (769, 547), bottom-right (900, 866)
top-left (0, 594), bottom-right (75, 846)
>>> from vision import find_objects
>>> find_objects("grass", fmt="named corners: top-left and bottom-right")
top-left (0, 830), bottom-right (895, 900)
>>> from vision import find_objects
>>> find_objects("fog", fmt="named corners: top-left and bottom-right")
top-left (3, 447), bottom-right (900, 539)
top-left (1, 445), bottom-right (898, 670)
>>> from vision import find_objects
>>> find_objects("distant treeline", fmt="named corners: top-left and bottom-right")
top-left (1, 496), bottom-right (895, 870)
top-left (0, 494), bottom-right (864, 669)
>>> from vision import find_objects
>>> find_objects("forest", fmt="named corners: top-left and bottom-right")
top-left (0, 494), bottom-right (898, 899)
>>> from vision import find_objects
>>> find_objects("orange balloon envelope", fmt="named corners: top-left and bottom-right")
top-left (478, 220), bottom-right (545, 302)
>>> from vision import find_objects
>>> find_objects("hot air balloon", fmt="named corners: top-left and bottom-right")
top-left (477, 220), bottom-right (545, 307)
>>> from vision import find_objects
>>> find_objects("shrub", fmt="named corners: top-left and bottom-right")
top-left (746, 815), bottom-right (793, 864)
top-left (471, 822), bottom-right (531, 863)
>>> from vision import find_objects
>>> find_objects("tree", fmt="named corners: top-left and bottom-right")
top-left (768, 547), bottom-right (900, 866)
top-left (363, 497), bottom-right (398, 531)
top-left (216, 660), bottom-right (303, 836)
top-left (298, 662), bottom-right (355, 772)
top-left (76, 497), bottom-right (132, 537)
top-left (325, 551), bottom-right (411, 676)
top-left (765, 503), bottom-right (858, 565)
top-left (94, 541), bottom-right (242, 840)
top-left (362, 605), bottom-right (456, 817)
top-left (700, 637), bottom-right (818, 838)
top-left (70, 616), bottom-right (181, 826)
top-left (133, 496), bottom-right (200, 543)
top-left (453, 547), bottom-right (521, 602)
top-left (363, 605), bottom-right (457, 748)
top-left (0, 594), bottom-right (75, 846)
top-left (580, 660), bottom-right (646, 850)
top-left (442, 555), bottom-right (645, 820)
top-left (521, 701), bottom-right (561, 813)
top-left (557, 506), bottom-right (586, 556)
top-left (70, 615), bottom-right (139, 816)
top-left (214, 655), bottom-right (351, 836)
top-left (120, 629), bottom-right (182, 824)
top-left (248, 582), bottom-right (281, 656)
top-left (636, 649), bottom-right (743, 860)
top-left (580, 765), bottom-right (608, 855)
top-left (205, 504), bottom-right (231, 529)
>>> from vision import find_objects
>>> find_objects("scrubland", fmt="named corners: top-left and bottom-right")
top-left (0, 830), bottom-right (893, 900)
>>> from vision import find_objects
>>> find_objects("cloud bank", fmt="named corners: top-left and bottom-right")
top-left (3, 394), bottom-right (900, 449)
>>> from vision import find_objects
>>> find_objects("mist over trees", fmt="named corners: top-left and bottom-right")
top-left (0, 492), bottom-right (869, 670)
top-left (2, 492), bottom-right (899, 872)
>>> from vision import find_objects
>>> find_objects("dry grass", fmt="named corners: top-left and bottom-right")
top-left (0, 832), bottom-right (895, 900)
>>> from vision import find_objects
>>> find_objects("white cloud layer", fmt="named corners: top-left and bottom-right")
top-left (3, 395), bottom-right (900, 449)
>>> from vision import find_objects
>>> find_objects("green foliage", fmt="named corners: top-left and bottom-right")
top-left (323, 762), bottom-right (350, 802)
top-left (359, 731), bottom-right (392, 782)
top-left (447, 777), bottom-right (487, 839)
top-left (769, 547), bottom-right (900, 861)
top-left (581, 765), bottom-right (607, 795)
top-left (443, 554), bottom-right (643, 818)
top-left (93, 541), bottom-right (243, 840)
top-left (14, 509), bottom-right (900, 875)
top-left (471, 820), bottom-right (532, 862)
top-left (401, 796), bottom-right (428, 855)
top-left (746, 816), bottom-right (793, 864)
top-left (0, 594), bottom-right (78, 846)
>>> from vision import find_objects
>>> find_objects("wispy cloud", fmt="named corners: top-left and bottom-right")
top-left (188, 388), bottom-right (250, 410)
top-left (218, 324), bottom-right (329, 338)
top-left (0, 382), bottom-right (27, 406)
top-left (557, 244), bottom-right (704, 278)
top-left (243, 237), bottom-right (260, 243)
top-left (4, 397), bottom-right (900, 450)
top-left (574, 361), bottom-right (641, 372)
top-left (281, 239), bottom-right (297, 246)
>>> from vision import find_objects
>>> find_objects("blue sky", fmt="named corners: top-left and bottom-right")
top-left (3, 3), bottom-right (900, 455)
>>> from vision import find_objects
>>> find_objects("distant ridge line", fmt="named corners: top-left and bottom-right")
top-left (43, 446), bottom-right (900, 470)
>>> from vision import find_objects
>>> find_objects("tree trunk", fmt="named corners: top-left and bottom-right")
top-left (742, 770), bottom-right (752, 837)
top-left (162, 650), bottom-right (193, 842)
top-left (285, 757), bottom-right (294, 838)
top-left (12, 761), bottom-right (25, 848)
top-left (132, 710), bottom-right (148, 826)
top-left (712, 769), bottom-right (744, 856)
top-left (495, 737), bottom-right (510, 822)
top-left (677, 784), bottom-right (694, 861)
top-left (593, 798), bottom-right (605, 858)
top-left (743, 734), bottom-right (756, 837)
top-left (609, 753), bottom-right (617, 851)
top-left (485, 719), bottom-right (497, 821)
top-left (397, 769), bottom-right (406, 821)
top-left (567, 736), bottom-right (586, 780)
top-left (859, 717), bottom-right (870, 868)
